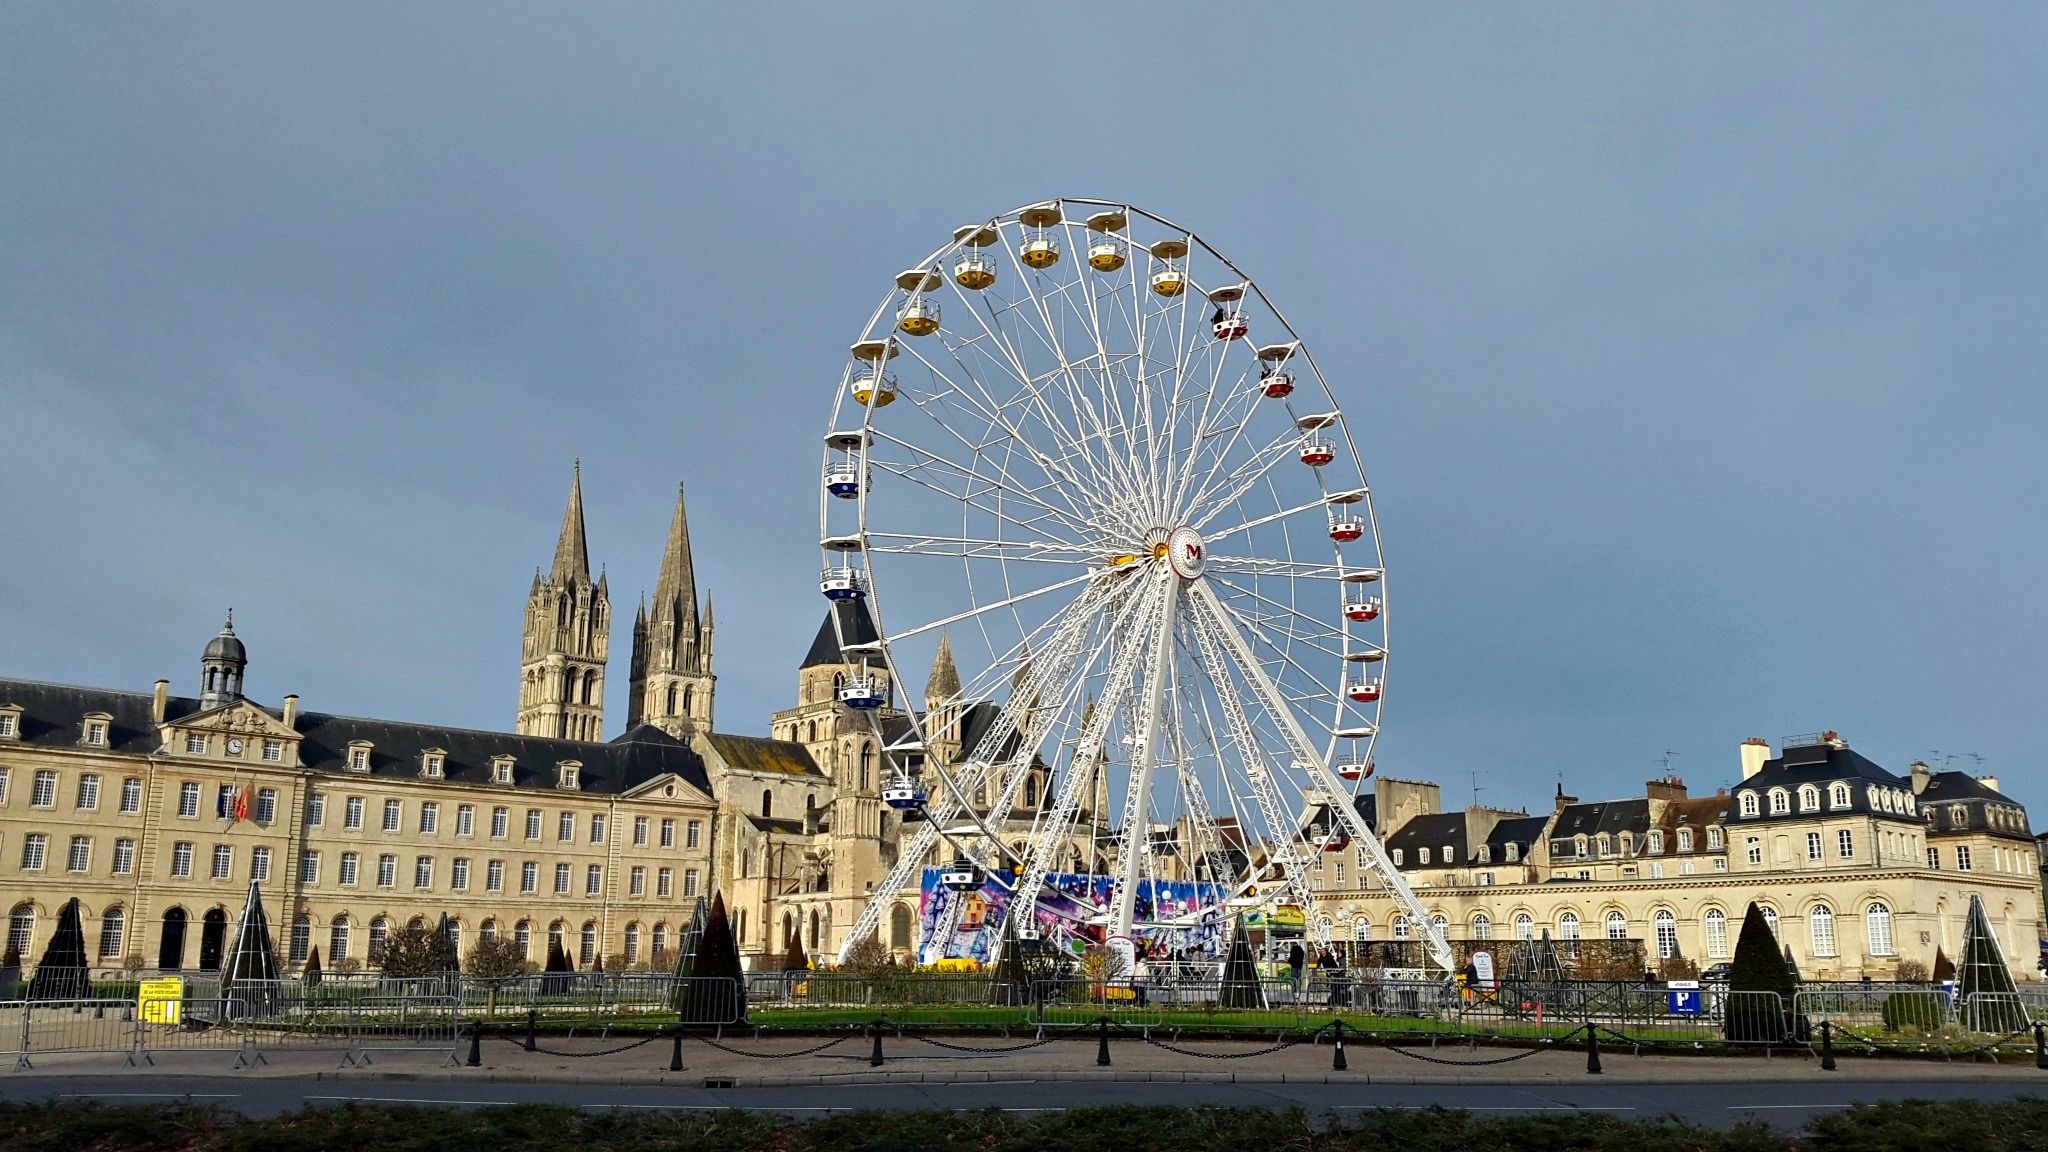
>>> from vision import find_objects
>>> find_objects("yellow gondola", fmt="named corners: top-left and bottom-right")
top-left (1149, 237), bottom-right (1189, 297)
top-left (952, 225), bottom-right (999, 289)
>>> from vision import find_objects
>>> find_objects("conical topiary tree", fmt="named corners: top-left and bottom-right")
top-left (27, 898), bottom-right (90, 1001)
top-left (678, 892), bottom-right (745, 1024)
top-left (1931, 946), bottom-right (1955, 983)
top-left (782, 928), bottom-right (810, 974)
top-left (1219, 913), bottom-right (1265, 1010)
top-left (1957, 894), bottom-right (2027, 1033)
top-left (1723, 903), bottom-right (1794, 1043)
top-left (303, 945), bottom-right (323, 989)
top-left (541, 936), bottom-right (572, 996)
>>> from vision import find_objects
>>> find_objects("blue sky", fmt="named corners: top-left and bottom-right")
top-left (3, 4), bottom-right (2043, 814)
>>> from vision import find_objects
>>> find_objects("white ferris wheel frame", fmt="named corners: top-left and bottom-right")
top-left (819, 197), bottom-right (1454, 976)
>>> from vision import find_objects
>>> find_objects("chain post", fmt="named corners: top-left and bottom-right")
top-left (1819, 1019), bottom-right (1836, 1072)
top-left (1585, 1024), bottom-right (1602, 1074)
top-left (2034, 1022), bottom-right (2046, 1071)
top-left (870, 1020), bottom-right (885, 1067)
top-left (1096, 1015), bottom-right (1112, 1066)
top-left (670, 1021), bottom-right (685, 1072)
top-left (523, 1008), bottom-right (538, 1052)
top-left (1331, 1020), bottom-right (1347, 1072)
top-left (466, 1018), bottom-right (482, 1067)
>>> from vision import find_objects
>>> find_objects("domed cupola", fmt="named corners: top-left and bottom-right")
top-left (200, 610), bottom-right (247, 710)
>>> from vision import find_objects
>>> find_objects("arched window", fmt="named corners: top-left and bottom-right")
top-left (1739, 792), bottom-right (1759, 818)
top-left (515, 920), bottom-right (532, 958)
top-left (1619, 832), bottom-right (1633, 855)
top-left (890, 903), bottom-right (914, 948)
top-left (6, 904), bottom-right (34, 956)
top-left (1574, 834), bottom-right (1589, 857)
top-left (1768, 789), bottom-right (1790, 815)
top-left (1809, 905), bottom-right (1836, 957)
top-left (624, 923), bottom-right (641, 965)
top-left (368, 917), bottom-right (391, 961)
top-left (289, 915), bottom-right (311, 964)
top-left (762, 790), bottom-right (773, 819)
top-left (480, 919), bottom-right (497, 944)
top-left (806, 721), bottom-right (817, 743)
top-left (1558, 911), bottom-right (1579, 941)
top-left (1798, 784), bottom-right (1820, 812)
top-left (1430, 913), bottom-right (1448, 937)
top-left (782, 912), bottom-right (794, 951)
top-left (446, 920), bottom-right (462, 957)
top-left (653, 923), bottom-right (669, 958)
top-left (329, 915), bottom-right (351, 961)
top-left (807, 910), bottom-right (821, 951)
top-left (1595, 834), bottom-right (1612, 856)
top-left (1023, 774), bottom-right (1038, 808)
top-left (1830, 782), bottom-right (1851, 809)
top-left (737, 909), bottom-right (748, 944)
top-left (1514, 913), bottom-right (1534, 941)
top-left (1505, 842), bottom-right (1519, 862)
top-left (1654, 909), bottom-right (1677, 959)
top-left (579, 922), bottom-right (597, 966)
top-left (681, 685), bottom-right (694, 715)
top-left (1471, 913), bottom-right (1492, 941)
top-left (1866, 903), bottom-right (1894, 956)
top-left (1351, 916), bottom-right (1370, 942)
top-left (1689, 908), bottom-right (1723, 959)
top-left (1760, 906), bottom-right (1779, 938)
top-left (860, 744), bottom-right (875, 792)
top-left (1647, 830), bottom-right (1663, 854)
top-left (1393, 914), bottom-right (1410, 940)
top-left (98, 907), bottom-right (126, 959)
top-left (1606, 911), bottom-right (1628, 940)
top-left (665, 684), bottom-right (678, 715)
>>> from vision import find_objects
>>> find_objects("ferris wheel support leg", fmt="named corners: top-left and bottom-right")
top-left (1108, 579), bottom-right (1180, 948)
top-left (1187, 580), bottom-right (1454, 977)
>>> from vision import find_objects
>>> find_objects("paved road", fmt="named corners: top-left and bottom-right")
top-left (1, 1074), bottom-right (2041, 1129)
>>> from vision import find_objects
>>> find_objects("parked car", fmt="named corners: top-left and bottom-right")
top-left (1700, 962), bottom-right (1733, 984)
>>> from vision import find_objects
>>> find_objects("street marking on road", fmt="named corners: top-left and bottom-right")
top-left (306, 1096), bottom-right (519, 1107)
top-left (1727, 1105), bottom-right (1850, 1111)
top-left (60, 1093), bottom-right (239, 1100)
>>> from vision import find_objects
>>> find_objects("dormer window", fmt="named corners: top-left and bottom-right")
top-left (1476, 845), bottom-right (1491, 864)
top-left (1504, 842), bottom-right (1519, 862)
top-left (1647, 830), bottom-right (1664, 854)
top-left (1798, 784), bottom-right (1820, 812)
top-left (83, 714), bottom-right (110, 747)
top-left (1574, 834), bottom-right (1589, 857)
top-left (1768, 788), bottom-right (1790, 815)
top-left (184, 733), bottom-right (207, 755)
top-left (556, 761), bottom-right (581, 791)
top-left (1619, 832), bottom-right (1634, 855)
top-left (1707, 826), bottom-right (1724, 850)
top-left (1949, 805), bottom-right (1967, 829)
top-left (1830, 782), bottom-right (1851, 809)
top-left (346, 742), bottom-right (372, 773)
top-left (1595, 833), bottom-right (1612, 856)
top-left (420, 751), bottom-right (446, 780)
top-left (1418, 847), bottom-right (1431, 865)
top-left (1676, 828), bottom-right (1693, 852)
top-left (491, 756), bottom-right (516, 785)
top-left (0, 705), bottom-right (21, 739)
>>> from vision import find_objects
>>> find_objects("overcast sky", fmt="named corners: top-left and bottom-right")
top-left (4, 4), bottom-right (2042, 815)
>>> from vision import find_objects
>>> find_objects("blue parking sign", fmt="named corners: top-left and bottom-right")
top-left (1667, 980), bottom-right (1701, 1016)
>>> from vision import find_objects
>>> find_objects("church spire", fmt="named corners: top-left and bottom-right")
top-left (926, 631), bottom-right (961, 701)
top-left (551, 461), bottom-right (591, 585)
top-left (651, 482), bottom-right (698, 636)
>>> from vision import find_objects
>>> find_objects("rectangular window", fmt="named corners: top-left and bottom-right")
top-left (262, 740), bottom-right (283, 762)
top-left (377, 854), bottom-right (396, 887)
top-left (630, 866), bottom-right (646, 895)
top-left (255, 788), bottom-right (277, 824)
top-left (660, 818), bottom-right (676, 848)
top-left (300, 849), bottom-right (320, 885)
top-left (1681, 859), bottom-right (1696, 875)
top-left (289, 919), bottom-right (310, 963)
top-left (250, 846), bottom-right (271, 882)
top-left (0, 769), bottom-right (10, 804)
top-left (345, 796), bottom-right (364, 829)
top-left (657, 867), bottom-right (673, 898)
top-left (456, 805), bottom-right (475, 837)
top-left (521, 862), bottom-right (538, 893)
top-left (308, 793), bottom-right (326, 826)
top-left (687, 820), bottom-right (702, 849)
top-left (170, 841), bottom-right (193, 878)
top-left (486, 860), bottom-right (504, 892)
top-left (452, 858), bottom-right (470, 890)
top-left (491, 807), bottom-right (509, 838)
top-left (590, 814), bottom-right (605, 844)
top-left (585, 864), bottom-right (602, 895)
top-left (683, 868), bottom-right (699, 897)
top-left (32, 770), bottom-right (57, 808)
top-left (1649, 862), bottom-right (1664, 879)
top-left (382, 799), bottom-right (401, 832)
top-left (554, 863), bottom-right (571, 894)
top-left (419, 801), bottom-right (439, 834)
top-left (85, 720), bottom-right (106, 746)
top-left (216, 783), bottom-right (236, 818)
top-left (557, 812), bottom-right (574, 842)
top-left (349, 748), bottom-right (368, 771)
top-left (1927, 846), bottom-right (1940, 869)
top-left (0, 714), bottom-right (13, 737)
top-left (113, 838), bottom-right (136, 874)
top-left (184, 733), bottom-right (206, 755)
top-left (526, 809), bottom-right (542, 840)
top-left (67, 835), bottom-right (90, 872)
top-left (1837, 829), bottom-right (1854, 859)
top-left (1956, 845), bottom-right (1973, 871)
top-left (119, 776), bottom-right (142, 813)
top-left (178, 781), bottom-right (200, 817)
top-left (633, 817), bottom-right (648, 846)
top-left (211, 844), bottom-right (233, 879)
top-left (1714, 857), bottom-right (1727, 871)
top-left (1746, 838), bottom-right (1762, 866)
top-left (76, 774), bottom-right (99, 810)
top-left (1805, 831), bottom-right (1822, 861)
top-left (414, 856), bottom-right (433, 889)
top-left (339, 852), bottom-right (360, 886)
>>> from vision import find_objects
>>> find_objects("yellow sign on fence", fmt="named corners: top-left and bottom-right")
top-left (138, 976), bottom-right (183, 1024)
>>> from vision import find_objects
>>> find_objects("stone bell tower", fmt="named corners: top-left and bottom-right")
top-left (517, 462), bottom-right (611, 741)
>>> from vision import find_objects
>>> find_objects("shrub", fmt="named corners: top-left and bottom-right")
top-left (1724, 903), bottom-right (1795, 1043)
top-left (1892, 958), bottom-right (1930, 983)
top-left (837, 933), bottom-right (894, 979)
top-left (376, 925), bottom-right (458, 978)
top-left (1880, 991), bottom-right (1946, 1033)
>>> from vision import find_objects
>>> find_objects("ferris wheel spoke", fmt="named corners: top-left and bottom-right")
top-left (1199, 493), bottom-right (1344, 546)
top-left (1185, 423), bottom-right (1316, 529)
top-left (1202, 555), bottom-right (1354, 581)
top-left (1198, 580), bottom-right (1357, 721)
top-left (863, 534), bottom-right (1101, 565)
top-left (864, 442), bottom-right (1100, 543)
top-left (873, 389), bottom-right (1102, 536)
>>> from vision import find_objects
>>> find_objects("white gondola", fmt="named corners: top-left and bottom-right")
top-left (1299, 439), bottom-right (1335, 467)
top-left (1014, 924), bottom-right (1042, 942)
top-left (1329, 517), bottom-right (1365, 542)
top-left (882, 784), bottom-right (926, 810)
top-left (940, 860), bottom-right (986, 891)
top-left (1259, 369), bottom-right (1294, 398)
top-left (1345, 678), bottom-right (1382, 703)
top-left (839, 676), bottom-right (885, 709)
top-left (952, 225), bottom-right (999, 289)
top-left (1343, 596), bottom-right (1382, 621)
top-left (1342, 568), bottom-right (1382, 585)
top-left (819, 566), bottom-right (864, 601)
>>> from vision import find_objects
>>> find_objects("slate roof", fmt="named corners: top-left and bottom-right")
top-left (1727, 739), bottom-right (1921, 828)
top-left (0, 677), bottom-right (715, 799)
top-left (1484, 814), bottom-right (1548, 861)
top-left (1919, 771), bottom-right (2035, 841)
top-left (1383, 812), bottom-right (1469, 870)
top-left (701, 732), bottom-right (825, 778)
top-left (800, 601), bottom-right (879, 669)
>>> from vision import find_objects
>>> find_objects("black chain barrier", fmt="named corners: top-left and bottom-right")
top-left (1377, 1031), bottom-right (1567, 1067)
top-left (494, 1031), bottom-right (667, 1059)
top-left (1829, 1020), bottom-right (2038, 1060)
top-left (1118, 1019), bottom-right (1318, 1060)
top-left (906, 1033), bottom-right (1062, 1055)
top-left (694, 1032), bottom-right (856, 1060)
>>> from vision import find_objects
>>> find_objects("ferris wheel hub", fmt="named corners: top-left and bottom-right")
top-left (1164, 526), bottom-right (1207, 580)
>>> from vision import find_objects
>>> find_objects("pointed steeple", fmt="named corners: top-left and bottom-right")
top-left (651, 482), bottom-right (699, 637)
top-left (551, 461), bottom-right (591, 585)
top-left (926, 631), bottom-right (961, 700)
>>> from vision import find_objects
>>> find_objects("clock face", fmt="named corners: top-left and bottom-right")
top-left (226, 738), bottom-right (244, 754)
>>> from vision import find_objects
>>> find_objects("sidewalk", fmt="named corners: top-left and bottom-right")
top-left (10, 1032), bottom-right (2046, 1088)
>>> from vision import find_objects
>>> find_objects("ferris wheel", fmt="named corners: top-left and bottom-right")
top-left (822, 198), bottom-right (1452, 975)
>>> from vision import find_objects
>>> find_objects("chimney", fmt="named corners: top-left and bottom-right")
top-left (151, 679), bottom-right (170, 725)
top-left (1909, 760), bottom-right (1931, 795)
top-left (1980, 775), bottom-right (2001, 795)
top-left (1645, 777), bottom-right (1689, 803)
top-left (282, 694), bottom-right (299, 730)
top-left (1739, 738), bottom-right (1771, 781)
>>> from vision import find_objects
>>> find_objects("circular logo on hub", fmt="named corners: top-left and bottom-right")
top-left (1165, 526), bottom-right (1206, 579)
